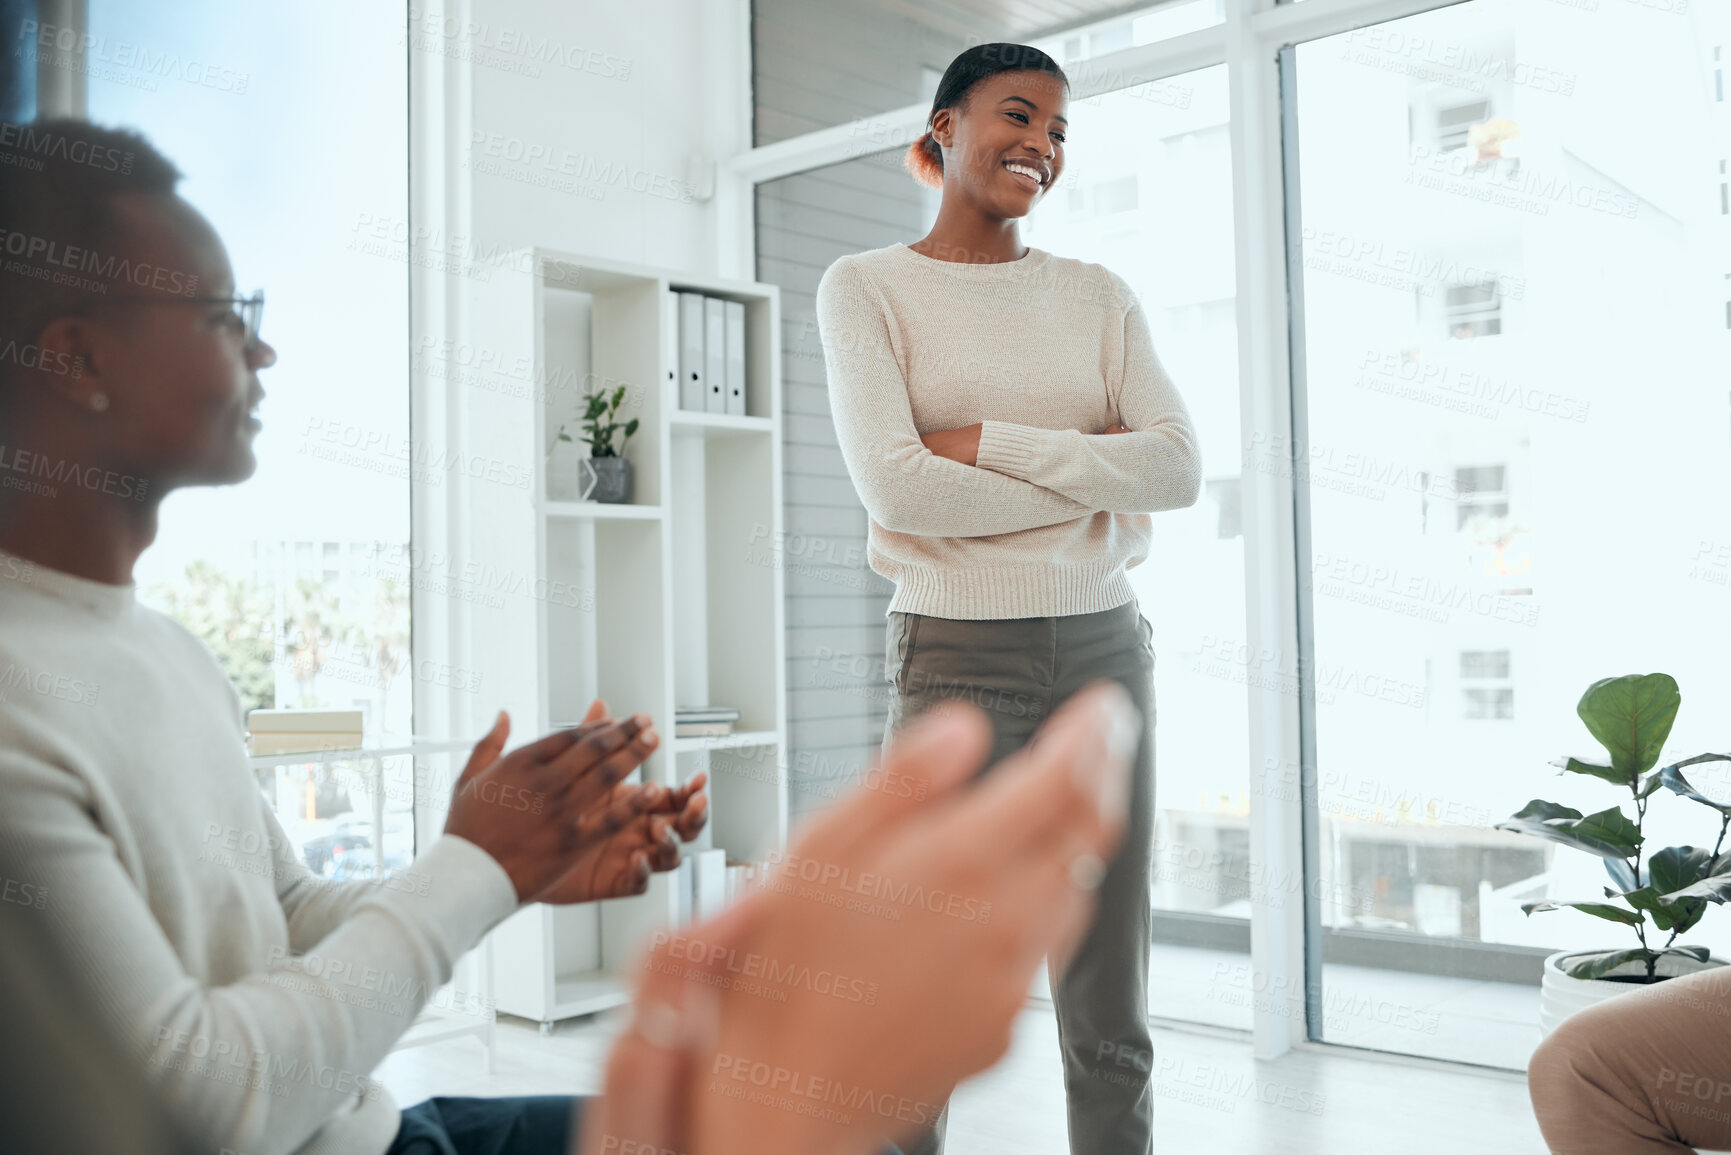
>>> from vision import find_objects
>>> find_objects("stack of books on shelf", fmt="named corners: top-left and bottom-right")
top-left (674, 705), bottom-right (739, 738)
top-left (673, 290), bottom-right (746, 415)
top-left (246, 709), bottom-right (364, 755)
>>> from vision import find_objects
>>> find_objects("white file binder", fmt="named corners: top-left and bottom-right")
top-left (677, 291), bottom-right (705, 411)
top-left (724, 300), bottom-right (746, 416)
top-left (703, 296), bottom-right (727, 413)
top-left (663, 288), bottom-right (678, 407)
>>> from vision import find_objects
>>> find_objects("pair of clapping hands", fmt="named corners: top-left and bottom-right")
top-left (577, 679), bottom-right (1142, 1155)
top-left (444, 701), bottom-right (708, 905)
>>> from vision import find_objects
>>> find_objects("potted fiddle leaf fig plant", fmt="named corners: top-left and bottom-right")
top-left (1495, 672), bottom-right (1731, 1035)
top-left (575, 384), bottom-right (639, 504)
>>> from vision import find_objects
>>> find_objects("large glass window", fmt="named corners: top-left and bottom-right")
top-left (757, 60), bottom-right (1251, 1031)
top-left (1041, 0), bottom-right (1225, 70)
top-left (85, 0), bottom-right (413, 874)
top-left (750, 0), bottom-right (1226, 150)
top-left (1290, 0), bottom-right (1731, 1067)
top-left (1017, 62), bottom-right (1251, 1030)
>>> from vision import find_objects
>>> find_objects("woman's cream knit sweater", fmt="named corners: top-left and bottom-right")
top-left (815, 241), bottom-right (1203, 620)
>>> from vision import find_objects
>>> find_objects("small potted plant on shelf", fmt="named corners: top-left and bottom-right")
top-left (572, 384), bottom-right (639, 504)
top-left (1496, 672), bottom-right (1731, 1035)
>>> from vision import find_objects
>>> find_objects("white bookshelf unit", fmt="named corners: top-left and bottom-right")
top-left (463, 248), bottom-right (789, 1031)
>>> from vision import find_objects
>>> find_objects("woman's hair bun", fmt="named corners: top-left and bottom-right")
top-left (903, 131), bottom-right (944, 189)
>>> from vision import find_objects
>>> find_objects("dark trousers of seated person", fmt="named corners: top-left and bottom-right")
top-left (388, 1086), bottom-right (916, 1153)
top-left (881, 600), bottom-right (1158, 1155)
top-left (1529, 966), bottom-right (1731, 1153)
top-left (387, 1095), bottom-right (581, 1155)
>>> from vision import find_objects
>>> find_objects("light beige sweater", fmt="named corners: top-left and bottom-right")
top-left (0, 552), bottom-right (519, 1155)
top-left (815, 241), bottom-right (1203, 620)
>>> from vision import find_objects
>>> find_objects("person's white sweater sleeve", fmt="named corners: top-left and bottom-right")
top-left (0, 746), bottom-right (518, 1155)
top-left (817, 256), bottom-right (1097, 537)
top-left (267, 797), bottom-right (405, 952)
top-left (974, 271), bottom-right (1203, 514)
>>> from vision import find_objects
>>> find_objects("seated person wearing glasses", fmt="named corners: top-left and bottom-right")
top-left (0, 119), bottom-right (709, 1155)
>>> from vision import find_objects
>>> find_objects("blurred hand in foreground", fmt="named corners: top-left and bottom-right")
top-left (579, 677), bottom-right (1140, 1155)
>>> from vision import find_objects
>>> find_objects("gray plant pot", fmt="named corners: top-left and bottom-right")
top-left (580, 456), bottom-right (634, 504)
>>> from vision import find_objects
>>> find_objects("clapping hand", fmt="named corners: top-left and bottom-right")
top-left (578, 679), bottom-right (1140, 1155)
top-left (445, 698), bottom-right (707, 906)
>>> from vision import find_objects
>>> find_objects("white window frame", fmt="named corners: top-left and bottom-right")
top-left (1434, 96), bottom-right (1492, 152)
top-left (30, 0), bottom-right (89, 117)
top-left (1454, 462), bottom-right (1511, 529)
top-left (1444, 279), bottom-right (1505, 340)
top-left (1459, 649), bottom-right (1515, 721)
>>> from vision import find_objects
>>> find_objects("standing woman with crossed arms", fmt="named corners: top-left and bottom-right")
top-left (814, 42), bottom-right (1202, 1155)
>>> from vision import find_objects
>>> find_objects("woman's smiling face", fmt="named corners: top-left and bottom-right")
top-left (933, 69), bottom-right (1068, 221)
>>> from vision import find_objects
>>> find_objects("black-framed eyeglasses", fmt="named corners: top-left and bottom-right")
top-left (210, 291), bottom-right (264, 348)
top-left (85, 289), bottom-right (266, 349)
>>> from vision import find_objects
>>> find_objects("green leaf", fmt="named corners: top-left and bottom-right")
top-left (1551, 756), bottom-right (1632, 787)
top-left (1664, 945), bottom-right (1712, 963)
top-left (1576, 673), bottom-right (1680, 777)
top-left (1567, 945), bottom-right (1714, 980)
top-left (1637, 770), bottom-right (1666, 799)
top-left (1604, 857), bottom-right (1638, 893)
top-left (1562, 947), bottom-right (1657, 980)
top-left (1635, 844), bottom-right (1716, 934)
top-left (1521, 900), bottom-right (1644, 925)
top-left (1624, 886), bottom-right (1707, 934)
top-left (1665, 901), bottom-right (1709, 935)
top-left (1496, 800), bottom-right (1642, 859)
top-left (1647, 846), bottom-right (1715, 893)
top-left (1656, 853), bottom-right (1731, 904)
top-left (1662, 756), bottom-right (1731, 816)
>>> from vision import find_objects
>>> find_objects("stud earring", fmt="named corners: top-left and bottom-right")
top-left (89, 392), bottom-right (109, 413)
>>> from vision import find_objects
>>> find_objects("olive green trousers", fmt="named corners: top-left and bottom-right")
top-left (881, 598), bottom-right (1157, 1155)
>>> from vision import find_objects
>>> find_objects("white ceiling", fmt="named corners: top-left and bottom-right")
top-left (865, 0), bottom-right (1161, 42)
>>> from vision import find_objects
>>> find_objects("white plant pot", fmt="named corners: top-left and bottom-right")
top-left (547, 439), bottom-right (582, 501)
top-left (1539, 948), bottom-right (1727, 1037)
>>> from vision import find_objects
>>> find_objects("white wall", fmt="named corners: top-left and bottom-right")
top-left (409, 0), bottom-right (753, 753)
top-left (406, 1), bottom-right (756, 996)
top-left (434, 0), bottom-right (750, 274)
